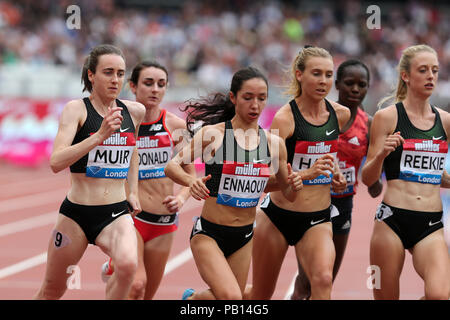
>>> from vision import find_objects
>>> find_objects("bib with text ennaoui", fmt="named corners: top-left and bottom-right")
top-left (217, 161), bottom-right (270, 208)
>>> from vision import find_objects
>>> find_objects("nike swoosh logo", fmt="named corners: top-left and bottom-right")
top-left (253, 159), bottom-right (265, 163)
top-left (245, 231), bottom-right (253, 238)
top-left (429, 220), bottom-right (441, 226)
top-left (310, 218), bottom-right (326, 225)
top-left (326, 130), bottom-right (335, 136)
top-left (112, 209), bottom-right (127, 218)
top-left (432, 136), bottom-right (443, 140)
top-left (120, 127), bottom-right (129, 133)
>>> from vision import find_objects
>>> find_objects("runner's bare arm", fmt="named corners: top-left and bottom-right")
top-left (50, 100), bottom-right (123, 173)
top-left (124, 101), bottom-right (145, 215)
top-left (362, 106), bottom-right (403, 186)
top-left (270, 134), bottom-right (302, 201)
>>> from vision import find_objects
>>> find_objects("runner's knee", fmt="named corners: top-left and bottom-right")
top-left (310, 270), bottom-right (333, 291)
top-left (114, 257), bottom-right (137, 279)
top-left (129, 277), bottom-right (146, 299)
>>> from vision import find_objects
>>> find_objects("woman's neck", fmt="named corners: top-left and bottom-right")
top-left (231, 116), bottom-right (259, 131)
top-left (402, 92), bottom-right (430, 116)
top-left (143, 105), bottom-right (162, 123)
top-left (338, 99), bottom-right (361, 117)
top-left (296, 95), bottom-right (325, 118)
top-left (89, 93), bottom-right (116, 115)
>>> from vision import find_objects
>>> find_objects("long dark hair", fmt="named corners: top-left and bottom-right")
top-left (182, 66), bottom-right (268, 137)
top-left (81, 44), bottom-right (125, 93)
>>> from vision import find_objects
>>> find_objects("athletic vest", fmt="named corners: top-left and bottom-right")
top-left (286, 99), bottom-right (339, 185)
top-left (70, 98), bottom-right (136, 179)
top-left (137, 109), bottom-right (174, 179)
top-left (204, 121), bottom-right (271, 208)
top-left (331, 108), bottom-right (369, 197)
top-left (384, 102), bottom-right (447, 184)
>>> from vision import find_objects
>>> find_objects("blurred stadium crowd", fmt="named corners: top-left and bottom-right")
top-left (0, 0), bottom-right (449, 111)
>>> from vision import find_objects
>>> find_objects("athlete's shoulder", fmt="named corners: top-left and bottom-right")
top-left (274, 102), bottom-right (292, 116)
top-left (120, 99), bottom-right (145, 111)
top-left (329, 100), bottom-right (350, 117)
top-left (120, 99), bottom-right (146, 119)
top-left (165, 110), bottom-right (186, 130)
top-left (433, 105), bottom-right (450, 118)
top-left (195, 122), bottom-right (226, 138)
top-left (61, 99), bottom-right (86, 117)
top-left (265, 129), bottom-right (284, 143)
top-left (371, 104), bottom-right (398, 133)
top-left (272, 103), bottom-right (294, 125)
top-left (373, 104), bottom-right (397, 120)
top-left (433, 106), bottom-right (450, 129)
top-left (64, 98), bottom-right (85, 109)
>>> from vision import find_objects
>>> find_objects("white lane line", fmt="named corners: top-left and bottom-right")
top-left (0, 252), bottom-right (47, 280)
top-left (284, 271), bottom-right (298, 300)
top-left (0, 212), bottom-right (56, 237)
top-left (164, 248), bottom-right (193, 275)
top-left (0, 247), bottom-right (192, 281)
top-left (0, 190), bottom-right (65, 214)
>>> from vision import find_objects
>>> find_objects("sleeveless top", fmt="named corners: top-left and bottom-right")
top-left (136, 109), bottom-right (174, 179)
top-left (331, 108), bottom-right (369, 197)
top-left (70, 98), bottom-right (136, 179)
top-left (384, 102), bottom-right (447, 184)
top-left (285, 99), bottom-right (339, 185)
top-left (204, 120), bottom-right (271, 208)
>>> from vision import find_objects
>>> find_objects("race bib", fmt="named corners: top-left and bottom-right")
top-left (375, 203), bottom-right (393, 221)
top-left (217, 161), bottom-right (270, 208)
top-left (291, 140), bottom-right (338, 185)
top-left (399, 139), bottom-right (447, 184)
top-left (137, 133), bottom-right (173, 179)
top-left (86, 132), bottom-right (136, 179)
top-left (331, 165), bottom-right (356, 196)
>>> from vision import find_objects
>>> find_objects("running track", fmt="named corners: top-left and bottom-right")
top-left (0, 161), bottom-right (427, 300)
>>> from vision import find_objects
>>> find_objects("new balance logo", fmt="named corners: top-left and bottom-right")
top-left (158, 215), bottom-right (171, 223)
top-left (149, 124), bottom-right (163, 131)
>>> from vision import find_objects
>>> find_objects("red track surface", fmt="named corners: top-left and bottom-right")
top-left (0, 161), bottom-right (425, 300)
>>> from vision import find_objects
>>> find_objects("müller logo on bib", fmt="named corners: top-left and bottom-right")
top-left (217, 161), bottom-right (270, 208)
top-left (137, 134), bottom-right (173, 179)
top-left (292, 140), bottom-right (338, 185)
top-left (86, 132), bottom-right (136, 179)
top-left (400, 138), bottom-right (448, 184)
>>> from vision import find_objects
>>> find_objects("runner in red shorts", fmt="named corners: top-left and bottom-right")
top-left (102, 61), bottom-right (194, 300)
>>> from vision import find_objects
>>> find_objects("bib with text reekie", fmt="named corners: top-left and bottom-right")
top-left (399, 138), bottom-right (447, 184)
